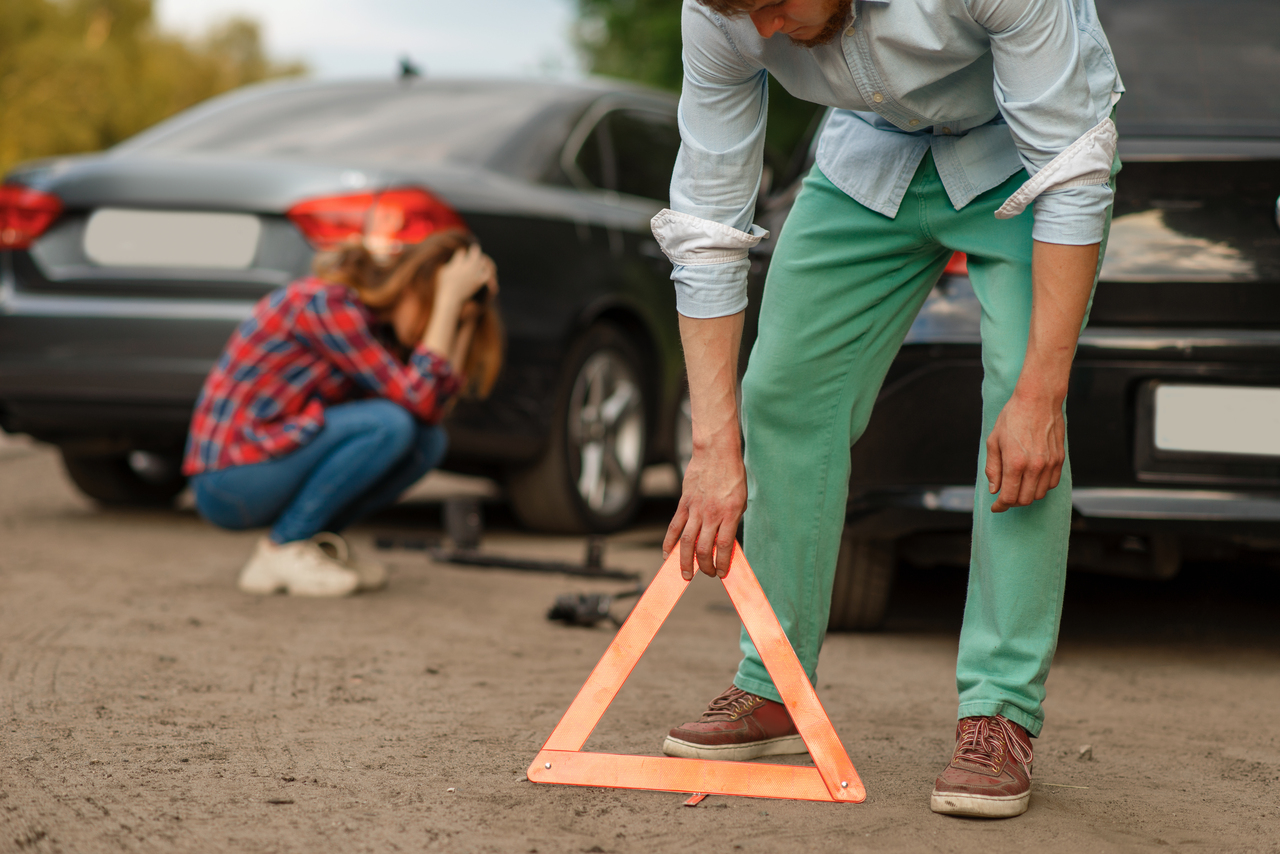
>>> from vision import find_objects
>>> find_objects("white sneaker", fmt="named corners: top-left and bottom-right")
top-left (238, 536), bottom-right (360, 597)
top-left (311, 532), bottom-right (389, 592)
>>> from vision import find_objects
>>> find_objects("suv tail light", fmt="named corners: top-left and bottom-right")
top-left (0, 185), bottom-right (63, 250)
top-left (944, 251), bottom-right (968, 276)
top-left (286, 187), bottom-right (466, 255)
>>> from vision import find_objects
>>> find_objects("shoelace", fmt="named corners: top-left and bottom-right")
top-left (953, 716), bottom-right (1033, 775)
top-left (699, 687), bottom-right (761, 722)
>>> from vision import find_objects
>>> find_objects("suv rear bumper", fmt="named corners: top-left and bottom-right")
top-left (873, 484), bottom-right (1280, 524)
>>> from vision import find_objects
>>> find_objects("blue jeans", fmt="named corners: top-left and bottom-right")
top-left (192, 399), bottom-right (447, 543)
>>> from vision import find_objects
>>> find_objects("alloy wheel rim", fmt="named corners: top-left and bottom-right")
top-left (568, 350), bottom-right (644, 516)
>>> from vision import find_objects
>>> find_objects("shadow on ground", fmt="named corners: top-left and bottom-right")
top-left (876, 558), bottom-right (1280, 650)
top-left (374, 491), bottom-right (1280, 653)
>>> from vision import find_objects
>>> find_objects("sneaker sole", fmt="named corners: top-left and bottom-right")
top-left (238, 569), bottom-right (358, 597)
top-left (354, 565), bottom-right (388, 592)
top-left (238, 580), bottom-right (283, 595)
top-left (238, 569), bottom-right (284, 595)
top-left (930, 788), bottom-right (1030, 818)
top-left (662, 733), bottom-right (808, 762)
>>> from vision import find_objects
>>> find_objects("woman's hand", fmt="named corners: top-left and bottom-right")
top-left (436, 244), bottom-right (497, 310)
top-left (421, 244), bottom-right (497, 369)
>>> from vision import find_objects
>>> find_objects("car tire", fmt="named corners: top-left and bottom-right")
top-left (827, 529), bottom-right (896, 632)
top-left (60, 449), bottom-right (187, 506)
top-left (506, 323), bottom-right (648, 533)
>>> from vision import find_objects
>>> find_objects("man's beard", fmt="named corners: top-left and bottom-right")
top-left (790, 0), bottom-right (854, 48)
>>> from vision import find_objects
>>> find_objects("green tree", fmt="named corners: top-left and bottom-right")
top-left (575, 0), bottom-right (823, 183)
top-left (0, 0), bottom-right (306, 176)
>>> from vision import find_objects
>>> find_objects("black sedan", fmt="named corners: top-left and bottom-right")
top-left (769, 0), bottom-right (1280, 629)
top-left (0, 76), bottom-right (686, 533)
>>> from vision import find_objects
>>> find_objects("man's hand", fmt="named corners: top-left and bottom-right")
top-left (664, 443), bottom-right (747, 580)
top-left (985, 387), bottom-right (1066, 512)
top-left (663, 312), bottom-right (747, 580)
top-left (984, 240), bottom-right (1099, 513)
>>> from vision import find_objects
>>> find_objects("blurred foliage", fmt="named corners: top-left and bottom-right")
top-left (0, 0), bottom-right (306, 176)
top-left (575, 0), bottom-right (823, 184)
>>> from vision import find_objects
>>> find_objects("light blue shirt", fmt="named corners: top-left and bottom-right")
top-left (657, 0), bottom-right (1125, 318)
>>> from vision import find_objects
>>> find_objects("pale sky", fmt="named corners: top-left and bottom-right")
top-left (154, 0), bottom-right (582, 80)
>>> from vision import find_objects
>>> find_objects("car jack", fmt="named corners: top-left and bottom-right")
top-left (380, 496), bottom-right (642, 582)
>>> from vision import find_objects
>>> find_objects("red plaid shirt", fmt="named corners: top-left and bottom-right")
top-left (183, 277), bottom-right (459, 475)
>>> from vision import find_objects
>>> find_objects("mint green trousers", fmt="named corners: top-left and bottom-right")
top-left (734, 153), bottom-right (1113, 737)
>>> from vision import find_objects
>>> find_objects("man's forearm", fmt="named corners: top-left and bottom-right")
top-left (678, 312), bottom-right (745, 456)
top-left (665, 310), bottom-right (748, 577)
top-left (985, 239), bottom-right (1101, 511)
top-left (1014, 240), bottom-right (1100, 404)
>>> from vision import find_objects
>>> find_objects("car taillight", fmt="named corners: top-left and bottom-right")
top-left (286, 187), bottom-right (466, 255)
top-left (944, 251), bottom-right (968, 276)
top-left (0, 185), bottom-right (63, 250)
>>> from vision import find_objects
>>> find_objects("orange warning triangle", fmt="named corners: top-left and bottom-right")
top-left (527, 547), bottom-right (866, 803)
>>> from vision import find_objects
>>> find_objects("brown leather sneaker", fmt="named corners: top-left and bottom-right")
top-left (931, 715), bottom-right (1034, 818)
top-left (662, 686), bottom-right (807, 761)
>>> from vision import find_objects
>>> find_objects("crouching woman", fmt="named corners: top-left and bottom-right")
top-left (182, 229), bottom-right (502, 596)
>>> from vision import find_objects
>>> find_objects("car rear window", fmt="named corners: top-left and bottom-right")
top-left (1098, 0), bottom-right (1280, 136)
top-left (118, 81), bottom-right (566, 168)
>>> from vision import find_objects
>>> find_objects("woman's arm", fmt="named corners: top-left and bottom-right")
top-left (301, 288), bottom-right (460, 422)
top-left (422, 245), bottom-right (496, 359)
top-left (447, 303), bottom-right (482, 374)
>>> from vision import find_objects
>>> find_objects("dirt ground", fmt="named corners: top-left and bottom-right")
top-left (2, 436), bottom-right (1279, 854)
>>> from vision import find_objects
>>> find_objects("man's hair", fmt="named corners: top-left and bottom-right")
top-left (696, 0), bottom-right (757, 14)
top-left (695, 0), bottom-right (853, 49)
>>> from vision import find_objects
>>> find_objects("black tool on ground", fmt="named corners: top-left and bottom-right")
top-left (431, 539), bottom-right (639, 581)
top-left (374, 535), bottom-right (441, 551)
top-left (427, 497), bottom-right (640, 581)
top-left (444, 496), bottom-right (484, 550)
top-left (547, 586), bottom-right (644, 628)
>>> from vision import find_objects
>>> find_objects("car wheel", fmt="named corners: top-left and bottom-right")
top-left (60, 449), bottom-right (187, 506)
top-left (507, 324), bottom-right (648, 533)
top-left (827, 528), bottom-right (896, 632)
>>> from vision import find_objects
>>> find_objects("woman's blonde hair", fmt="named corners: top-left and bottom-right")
top-left (314, 229), bottom-right (504, 399)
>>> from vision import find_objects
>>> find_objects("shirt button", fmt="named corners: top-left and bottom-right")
top-left (844, 25), bottom-right (856, 36)
top-left (872, 92), bottom-right (884, 103)
top-left (909, 119), bottom-right (920, 126)
top-left (942, 127), bottom-right (952, 135)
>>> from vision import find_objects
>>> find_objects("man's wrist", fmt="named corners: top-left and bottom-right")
top-left (692, 428), bottom-right (742, 458)
top-left (1011, 376), bottom-right (1068, 409)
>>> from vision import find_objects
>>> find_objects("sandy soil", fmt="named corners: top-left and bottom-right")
top-left (2, 438), bottom-right (1279, 853)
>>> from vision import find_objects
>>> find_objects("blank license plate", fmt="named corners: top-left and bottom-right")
top-left (84, 209), bottom-right (261, 269)
top-left (1154, 384), bottom-right (1280, 457)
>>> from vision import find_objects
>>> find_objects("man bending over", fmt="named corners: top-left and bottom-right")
top-left (651, 0), bottom-right (1122, 818)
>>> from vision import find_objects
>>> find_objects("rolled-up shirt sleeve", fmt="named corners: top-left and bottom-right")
top-left (974, 0), bottom-right (1119, 245)
top-left (657, 1), bottom-right (771, 319)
